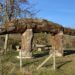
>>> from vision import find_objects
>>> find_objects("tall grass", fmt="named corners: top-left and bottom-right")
top-left (0, 50), bottom-right (75, 75)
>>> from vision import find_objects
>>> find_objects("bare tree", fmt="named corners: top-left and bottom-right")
top-left (0, 0), bottom-right (34, 22)
top-left (0, 0), bottom-right (34, 53)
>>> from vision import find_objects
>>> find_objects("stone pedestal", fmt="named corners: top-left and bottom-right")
top-left (38, 48), bottom-right (42, 52)
top-left (16, 45), bottom-right (20, 51)
top-left (18, 29), bottom-right (33, 58)
top-left (17, 50), bottom-right (32, 58)
top-left (50, 31), bottom-right (63, 56)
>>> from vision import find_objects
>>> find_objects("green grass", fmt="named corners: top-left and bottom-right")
top-left (1, 50), bottom-right (75, 75)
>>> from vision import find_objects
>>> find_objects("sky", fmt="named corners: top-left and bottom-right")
top-left (30, 0), bottom-right (75, 28)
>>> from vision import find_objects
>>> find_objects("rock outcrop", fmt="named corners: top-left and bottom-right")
top-left (0, 18), bottom-right (75, 36)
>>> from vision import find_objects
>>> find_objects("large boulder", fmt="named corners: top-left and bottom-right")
top-left (50, 31), bottom-right (64, 56)
top-left (18, 29), bottom-right (33, 58)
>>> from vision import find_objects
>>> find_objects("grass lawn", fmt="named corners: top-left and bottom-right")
top-left (0, 50), bottom-right (75, 75)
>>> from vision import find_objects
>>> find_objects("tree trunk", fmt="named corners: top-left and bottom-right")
top-left (20, 29), bottom-right (33, 58)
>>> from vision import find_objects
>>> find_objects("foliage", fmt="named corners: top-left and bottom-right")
top-left (33, 32), bottom-right (48, 45)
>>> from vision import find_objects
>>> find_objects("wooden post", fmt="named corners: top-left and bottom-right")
top-left (4, 34), bottom-right (9, 54)
top-left (37, 50), bottom-right (56, 70)
top-left (0, 56), bottom-right (2, 75)
top-left (53, 50), bottom-right (56, 70)
top-left (0, 51), bottom-right (2, 75)
top-left (49, 39), bottom-right (56, 70)
top-left (0, 55), bottom-right (1, 75)
top-left (37, 54), bottom-right (53, 70)
top-left (20, 49), bottom-right (22, 71)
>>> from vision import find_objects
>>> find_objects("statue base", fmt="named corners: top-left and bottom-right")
top-left (16, 50), bottom-right (32, 59)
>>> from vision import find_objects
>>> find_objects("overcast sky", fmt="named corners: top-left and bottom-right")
top-left (31, 0), bottom-right (75, 28)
